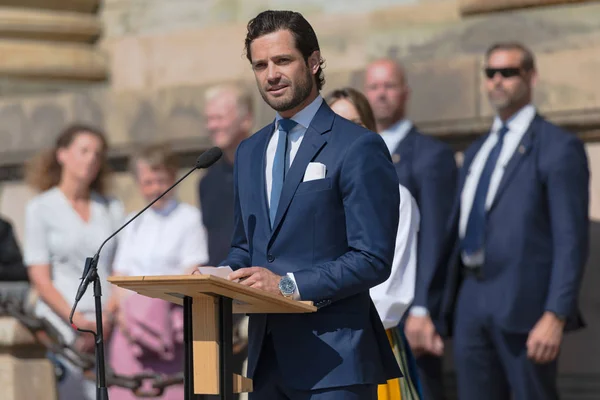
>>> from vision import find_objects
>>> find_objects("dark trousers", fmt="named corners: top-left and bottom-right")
top-left (249, 335), bottom-right (377, 400)
top-left (453, 278), bottom-right (559, 400)
top-left (415, 354), bottom-right (447, 400)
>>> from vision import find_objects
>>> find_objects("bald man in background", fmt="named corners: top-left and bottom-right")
top-left (198, 84), bottom-right (254, 399)
top-left (365, 59), bottom-right (457, 400)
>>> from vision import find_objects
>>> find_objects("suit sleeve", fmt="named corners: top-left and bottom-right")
top-left (412, 144), bottom-right (458, 314)
top-left (0, 220), bottom-right (28, 281)
top-left (293, 132), bottom-right (400, 303)
top-left (218, 142), bottom-right (252, 270)
top-left (544, 137), bottom-right (589, 318)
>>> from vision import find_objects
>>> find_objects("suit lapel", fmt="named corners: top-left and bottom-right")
top-left (489, 116), bottom-right (538, 211)
top-left (391, 127), bottom-right (417, 192)
top-left (269, 103), bottom-right (334, 242)
top-left (459, 141), bottom-right (482, 193)
top-left (392, 127), bottom-right (415, 165)
top-left (450, 138), bottom-right (485, 228)
top-left (251, 123), bottom-right (273, 235)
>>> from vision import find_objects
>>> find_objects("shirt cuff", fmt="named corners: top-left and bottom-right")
top-left (409, 306), bottom-right (429, 317)
top-left (287, 272), bottom-right (301, 301)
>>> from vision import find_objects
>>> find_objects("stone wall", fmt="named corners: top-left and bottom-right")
top-left (3, 0), bottom-right (600, 232)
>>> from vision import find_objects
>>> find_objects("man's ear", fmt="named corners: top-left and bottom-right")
top-left (308, 51), bottom-right (321, 75)
top-left (529, 69), bottom-right (538, 89)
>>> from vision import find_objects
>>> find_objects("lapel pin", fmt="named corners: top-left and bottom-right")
top-left (392, 154), bottom-right (401, 163)
top-left (518, 145), bottom-right (525, 154)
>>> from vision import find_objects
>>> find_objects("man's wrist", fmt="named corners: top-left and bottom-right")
top-left (278, 274), bottom-right (297, 298)
top-left (546, 310), bottom-right (566, 324)
top-left (409, 306), bottom-right (429, 317)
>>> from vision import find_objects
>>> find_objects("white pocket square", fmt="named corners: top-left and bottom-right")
top-left (303, 162), bottom-right (326, 182)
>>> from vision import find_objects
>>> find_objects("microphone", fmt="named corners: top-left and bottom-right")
top-left (196, 146), bottom-right (223, 169)
top-left (68, 146), bottom-right (222, 400)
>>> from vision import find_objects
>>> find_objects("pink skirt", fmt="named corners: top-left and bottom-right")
top-left (108, 326), bottom-right (184, 400)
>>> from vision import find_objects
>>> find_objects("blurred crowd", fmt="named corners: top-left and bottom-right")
top-left (0, 9), bottom-right (590, 400)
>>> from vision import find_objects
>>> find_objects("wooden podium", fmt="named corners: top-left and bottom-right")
top-left (108, 274), bottom-right (317, 399)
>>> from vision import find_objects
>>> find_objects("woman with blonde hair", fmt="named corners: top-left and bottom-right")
top-left (325, 88), bottom-right (423, 400)
top-left (24, 124), bottom-right (124, 400)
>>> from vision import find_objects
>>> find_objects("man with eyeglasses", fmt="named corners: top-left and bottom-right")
top-left (427, 42), bottom-right (590, 400)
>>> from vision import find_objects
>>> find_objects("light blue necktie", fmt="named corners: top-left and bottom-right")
top-left (270, 119), bottom-right (297, 228)
top-left (461, 124), bottom-right (509, 257)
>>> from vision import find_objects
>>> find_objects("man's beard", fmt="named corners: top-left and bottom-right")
top-left (488, 86), bottom-right (526, 112)
top-left (260, 69), bottom-right (314, 112)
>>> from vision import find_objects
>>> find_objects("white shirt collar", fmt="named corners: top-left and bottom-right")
top-left (379, 119), bottom-right (413, 154)
top-left (151, 198), bottom-right (179, 217)
top-left (275, 95), bottom-right (324, 130)
top-left (380, 119), bottom-right (413, 139)
top-left (491, 104), bottom-right (536, 135)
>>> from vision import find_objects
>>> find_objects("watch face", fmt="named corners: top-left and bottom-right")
top-left (279, 276), bottom-right (296, 295)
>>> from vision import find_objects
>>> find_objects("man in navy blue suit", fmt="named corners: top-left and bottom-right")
top-left (222, 10), bottom-right (402, 400)
top-left (422, 42), bottom-right (589, 400)
top-left (364, 58), bottom-right (457, 400)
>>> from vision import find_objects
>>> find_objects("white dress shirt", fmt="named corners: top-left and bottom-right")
top-left (265, 95), bottom-right (324, 206)
top-left (370, 184), bottom-right (420, 329)
top-left (113, 200), bottom-right (209, 277)
top-left (379, 119), bottom-right (413, 154)
top-left (460, 104), bottom-right (536, 265)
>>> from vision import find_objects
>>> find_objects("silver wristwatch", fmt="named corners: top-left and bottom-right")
top-left (278, 275), bottom-right (296, 298)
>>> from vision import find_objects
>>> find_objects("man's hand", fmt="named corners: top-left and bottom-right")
top-left (186, 265), bottom-right (201, 275)
top-left (228, 267), bottom-right (282, 295)
top-left (404, 314), bottom-right (444, 357)
top-left (526, 311), bottom-right (565, 364)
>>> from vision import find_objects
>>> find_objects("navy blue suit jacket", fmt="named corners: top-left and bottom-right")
top-left (220, 102), bottom-right (402, 390)
top-left (435, 115), bottom-right (589, 336)
top-left (391, 127), bottom-right (457, 316)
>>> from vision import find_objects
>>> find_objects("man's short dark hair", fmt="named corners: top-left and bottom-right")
top-left (485, 41), bottom-right (536, 71)
top-left (244, 10), bottom-right (326, 91)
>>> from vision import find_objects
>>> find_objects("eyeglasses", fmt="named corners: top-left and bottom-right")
top-left (484, 67), bottom-right (522, 79)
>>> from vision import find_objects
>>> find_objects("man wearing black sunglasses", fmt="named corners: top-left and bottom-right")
top-left (431, 42), bottom-right (589, 400)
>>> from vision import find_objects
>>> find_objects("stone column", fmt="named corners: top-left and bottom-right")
top-left (0, 0), bottom-right (106, 81)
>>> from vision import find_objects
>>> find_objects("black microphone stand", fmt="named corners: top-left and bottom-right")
top-left (68, 164), bottom-right (205, 400)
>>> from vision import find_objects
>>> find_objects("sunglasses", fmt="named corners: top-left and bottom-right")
top-left (484, 67), bottom-right (522, 79)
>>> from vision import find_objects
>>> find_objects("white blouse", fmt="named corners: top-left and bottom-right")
top-left (112, 200), bottom-right (209, 277)
top-left (24, 187), bottom-right (124, 343)
top-left (370, 184), bottom-right (420, 330)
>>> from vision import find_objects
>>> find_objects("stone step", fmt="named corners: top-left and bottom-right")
top-left (0, 0), bottom-right (99, 13)
top-left (0, 7), bottom-right (101, 42)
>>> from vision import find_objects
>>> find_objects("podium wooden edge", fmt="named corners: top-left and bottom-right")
top-left (107, 274), bottom-right (317, 313)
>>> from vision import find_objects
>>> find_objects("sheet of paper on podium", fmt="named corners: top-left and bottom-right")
top-left (196, 266), bottom-right (234, 280)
